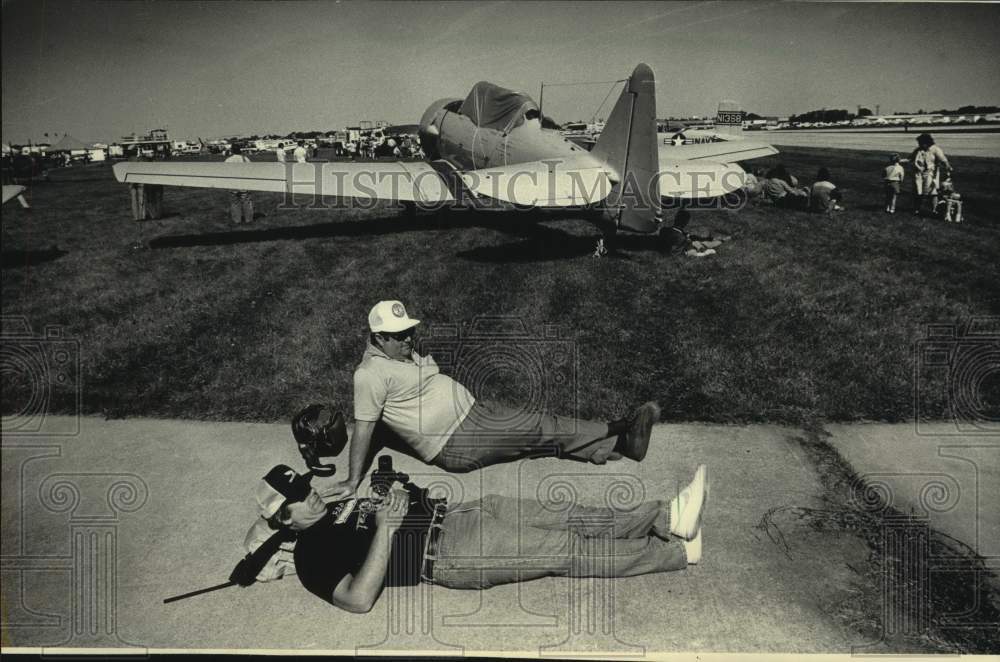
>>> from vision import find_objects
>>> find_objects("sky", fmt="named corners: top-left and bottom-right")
top-left (3, 0), bottom-right (999, 144)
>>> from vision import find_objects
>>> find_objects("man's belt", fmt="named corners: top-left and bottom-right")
top-left (419, 502), bottom-right (448, 584)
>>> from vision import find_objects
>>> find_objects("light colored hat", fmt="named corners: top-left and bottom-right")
top-left (368, 300), bottom-right (420, 333)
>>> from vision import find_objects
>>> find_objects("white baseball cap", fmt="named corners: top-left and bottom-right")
top-left (368, 300), bottom-right (420, 333)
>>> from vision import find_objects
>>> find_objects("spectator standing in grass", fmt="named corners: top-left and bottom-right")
top-left (224, 144), bottom-right (254, 225)
top-left (882, 153), bottom-right (906, 214)
top-left (276, 142), bottom-right (286, 163)
top-left (808, 168), bottom-right (843, 214)
top-left (909, 133), bottom-right (952, 216)
top-left (294, 141), bottom-right (308, 163)
top-left (127, 149), bottom-right (146, 222)
top-left (126, 150), bottom-right (163, 221)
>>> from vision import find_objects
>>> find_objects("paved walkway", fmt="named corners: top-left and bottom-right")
top-left (2, 416), bottom-right (996, 654)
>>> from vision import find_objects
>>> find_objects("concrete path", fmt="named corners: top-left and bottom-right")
top-left (2, 416), bottom-right (995, 654)
top-left (824, 423), bottom-right (999, 563)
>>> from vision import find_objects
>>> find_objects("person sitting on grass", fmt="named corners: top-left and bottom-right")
top-left (766, 163), bottom-right (799, 187)
top-left (659, 209), bottom-right (731, 257)
top-left (742, 167), bottom-right (764, 200)
top-left (762, 164), bottom-right (808, 208)
top-left (808, 168), bottom-right (844, 214)
top-left (249, 462), bottom-right (709, 611)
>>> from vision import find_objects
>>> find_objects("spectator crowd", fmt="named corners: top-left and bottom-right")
top-left (740, 132), bottom-right (958, 221)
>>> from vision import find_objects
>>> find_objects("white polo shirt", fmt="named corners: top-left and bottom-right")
top-left (353, 342), bottom-right (475, 461)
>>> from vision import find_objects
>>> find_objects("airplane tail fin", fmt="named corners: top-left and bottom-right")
top-left (714, 100), bottom-right (744, 138)
top-left (591, 63), bottom-right (661, 233)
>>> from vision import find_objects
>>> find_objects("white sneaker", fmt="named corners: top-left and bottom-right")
top-left (684, 528), bottom-right (702, 564)
top-left (669, 464), bottom-right (708, 540)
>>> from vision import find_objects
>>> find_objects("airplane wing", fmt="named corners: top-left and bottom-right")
top-left (658, 140), bottom-right (777, 164)
top-left (460, 157), bottom-right (614, 207)
top-left (112, 161), bottom-right (455, 204)
top-left (3, 184), bottom-right (28, 207)
top-left (658, 161), bottom-right (746, 199)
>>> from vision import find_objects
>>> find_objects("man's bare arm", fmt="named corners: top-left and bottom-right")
top-left (330, 488), bottom-right (408, 613)
top-left (330, 525), bottom-right (393, 613)
top-left (320, 419), bottom-right (378, 500)
top-left (347, 419), bottom-right (378, 488)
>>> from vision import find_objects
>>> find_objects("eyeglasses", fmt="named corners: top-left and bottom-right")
top-left (381, 328), bottom-right (415, 342)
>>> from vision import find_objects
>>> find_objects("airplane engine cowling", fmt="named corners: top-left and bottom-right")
top-left (418, 98), bottom-right (460, 161)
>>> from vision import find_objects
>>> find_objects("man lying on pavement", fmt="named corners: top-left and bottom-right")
top-left (249, 462), bottom-right (708, 612)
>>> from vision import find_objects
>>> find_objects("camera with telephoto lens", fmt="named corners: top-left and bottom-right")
top-left (370, 455), bottom-right (411, 498)
top-left (369, 455), bottom-right (445, 523)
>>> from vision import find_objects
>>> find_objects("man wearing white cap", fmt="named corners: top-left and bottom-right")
top-left (253, 463), bottom-right (707, 612)
top-left (324, 300), bottom-right (660, 500)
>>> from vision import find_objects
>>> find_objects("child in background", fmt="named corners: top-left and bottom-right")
top-left (936, 178), bottom-right (963, 223)
top-left (882, 153), bottom-right (906, 214)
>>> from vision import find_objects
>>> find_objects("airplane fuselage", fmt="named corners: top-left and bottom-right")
top-left (417, 99), bottom-right (599, 172)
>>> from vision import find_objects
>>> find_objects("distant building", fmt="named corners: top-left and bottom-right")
top-left (120, 129), bottom-right (173, 158)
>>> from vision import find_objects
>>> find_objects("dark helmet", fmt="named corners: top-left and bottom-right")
top-left (291, 404), bottom-right (348, 476)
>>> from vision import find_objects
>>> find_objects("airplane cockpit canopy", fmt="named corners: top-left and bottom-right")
top-left (458, 81), bottom-right (539, 133)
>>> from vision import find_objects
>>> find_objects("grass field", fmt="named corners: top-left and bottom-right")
top-left (2, 146), bottom-right (998, 425)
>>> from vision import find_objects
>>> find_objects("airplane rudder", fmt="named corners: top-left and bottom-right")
top-left (593, 63), bottom-right (657, 167)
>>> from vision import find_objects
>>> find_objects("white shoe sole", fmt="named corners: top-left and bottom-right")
top-left (671, 464), bottom-right (708, 541)
top-left (684, 527), bottom-right (702, 564)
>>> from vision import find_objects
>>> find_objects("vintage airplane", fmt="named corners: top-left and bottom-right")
top-left (113, 63), bottom-right (776, 251)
